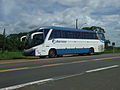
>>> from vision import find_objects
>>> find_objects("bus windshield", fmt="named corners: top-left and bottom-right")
top-left (25, 32), bottom-right (44, 49)
top-left (32, 32), bottom-right (44, 45)
top-left (24, 29), bottom-right (49, 49)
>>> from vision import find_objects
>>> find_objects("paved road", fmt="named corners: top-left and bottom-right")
top-left (0, 53), bottom-right (120, 90)
top-left (18, 66), bottom-right (120, 90)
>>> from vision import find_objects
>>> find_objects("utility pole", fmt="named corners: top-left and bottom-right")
top-left (2, 28), bottom-right (6, 53)
top-left (76, 19), bottom-right (78, 29)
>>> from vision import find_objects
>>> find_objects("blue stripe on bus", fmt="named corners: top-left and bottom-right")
top-left (56, 48), bottom-right (89, 55)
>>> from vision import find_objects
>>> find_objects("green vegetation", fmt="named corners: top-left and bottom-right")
top-left (0, 47), bottom-right (120, 60)
top-left (82, 26), bottom-right (105, 33)
top-left (0, 32), bottom-right (28, 51)
top-left (0, 51), bottom-right (34, 60)
top-left (104, 47), bottom-right (120, 53)
top-left (94, 47), bottom-right (120, 55)
top-left (0, 31), bottom-right (32, 60)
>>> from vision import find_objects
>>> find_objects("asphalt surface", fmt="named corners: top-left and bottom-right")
top-left (18, 67), bottom-right (120, 90)
top-left (0, 53), bottom-right (120, 90)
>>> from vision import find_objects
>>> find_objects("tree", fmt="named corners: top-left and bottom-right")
top-left (105, 40), bottom-right (110, 49)
top-left (82, 26), bottom-right (105, 33)
top-left (82, 26), bottom-right (111, 49)
top-left (0, 34), bottom-right (4, 49)
top-left (7, 32), bottom-right (28, 50)
top-left (82, 27), bottom-right (91, 30)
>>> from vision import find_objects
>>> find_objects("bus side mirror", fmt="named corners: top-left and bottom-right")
top-left (20, 36), bottom-right (27, 42)
top-left (112, 42), bottom-right (115, 46)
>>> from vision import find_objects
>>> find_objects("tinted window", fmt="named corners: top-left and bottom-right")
top-left (44, 29), bottom-right (49, 37)
top-left (61, 31), bottom-right (68, 38)
top-left (98, 33), bottom-right (105, 40)
top-left (49, 29), bottom-right (99, 39)
top-left (49, 30), bottom-right (61, 39)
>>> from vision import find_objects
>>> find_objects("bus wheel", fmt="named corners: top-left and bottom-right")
top-left (88, 48), bottom-right (94, 55)
top-left (49, 49), bottom-right (57, 58)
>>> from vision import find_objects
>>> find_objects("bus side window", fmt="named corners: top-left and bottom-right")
top-left (91, 33), bottom-right (93, 39)
top-left (55, 30), bottom-right (61, 38)
top-left (79, 32), bottom-right (82, 39)
top-left (49, 30), bottom-right (61, 40)
top-left (94, 33), bottom-right (97, 39)
top-left (68, 31), bottom-right (71, 38)
top-left (81, 32), bottom-right (85, 39)
top-left (88, 32), bottom-right (92, 39)
top-left (76, 32), bottom-right (79, 39)
top-left (44, 29), bottom-right (49, 37)
top-left (90, 33), bottom-right (94, 39)
top-left (85, 32), bottom-right (88, 39)
top-left (90, 32), bottom-right (93, 39)
top-left (73, 31), bottom-right (77, 39)
top-left (86, 32), bottom-right (89, 39)
top-left (67, 31), bottom-right (70, 38)
top-left (93, 33), bottom-right (95, 39)
top-left (61, 31), bottom-right (67, 38)
top-left (88, 32), bottom-right (91, 39)
top-left (98, 33), bottom-right (105, 40)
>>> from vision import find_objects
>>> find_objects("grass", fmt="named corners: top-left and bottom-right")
top-left (0, 51), bottom-right (34, 60)
top-left (0, 47), bottom-right (120, 60)
top-left (94, 47), bottom-right (120, 55)
top-left (104, 47), bottom-right (120, 53)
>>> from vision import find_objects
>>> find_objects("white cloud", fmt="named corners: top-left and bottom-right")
top-left (2, 0), bottom-right (16, 16)
top-left (0, 0), bottom-right (120, 46)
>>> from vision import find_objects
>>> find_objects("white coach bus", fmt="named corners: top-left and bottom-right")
top-left (23, 26), bottom-right (105, 57)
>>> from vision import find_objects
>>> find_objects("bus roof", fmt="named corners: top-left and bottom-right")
top-left (37, 26), bottom-right (97, 33)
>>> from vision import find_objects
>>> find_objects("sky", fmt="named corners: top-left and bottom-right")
top-left (0, 0), bottom-right (120, 46)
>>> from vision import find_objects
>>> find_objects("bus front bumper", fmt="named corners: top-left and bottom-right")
top-left (23, 49), bottom-right (35, 56)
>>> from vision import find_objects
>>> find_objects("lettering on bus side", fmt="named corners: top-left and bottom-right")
top-left (52, 39), bottom-right (67, 44)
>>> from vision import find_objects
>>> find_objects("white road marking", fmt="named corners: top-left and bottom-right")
top-left (0, 65), bottom-right (119, 90)
top-left (86, 65), bottom-right (119, 73)
top-left (54, 72), bottom-right (85, 80)
top-left (0, 73), bottom-right (85, 90)
top-left (0, 78), bottom-right (53, 90)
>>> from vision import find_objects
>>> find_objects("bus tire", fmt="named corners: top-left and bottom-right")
top-left (88, 48), bottom-right (94, 55)
top-left (49, 49), bottom-right (57, 58)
